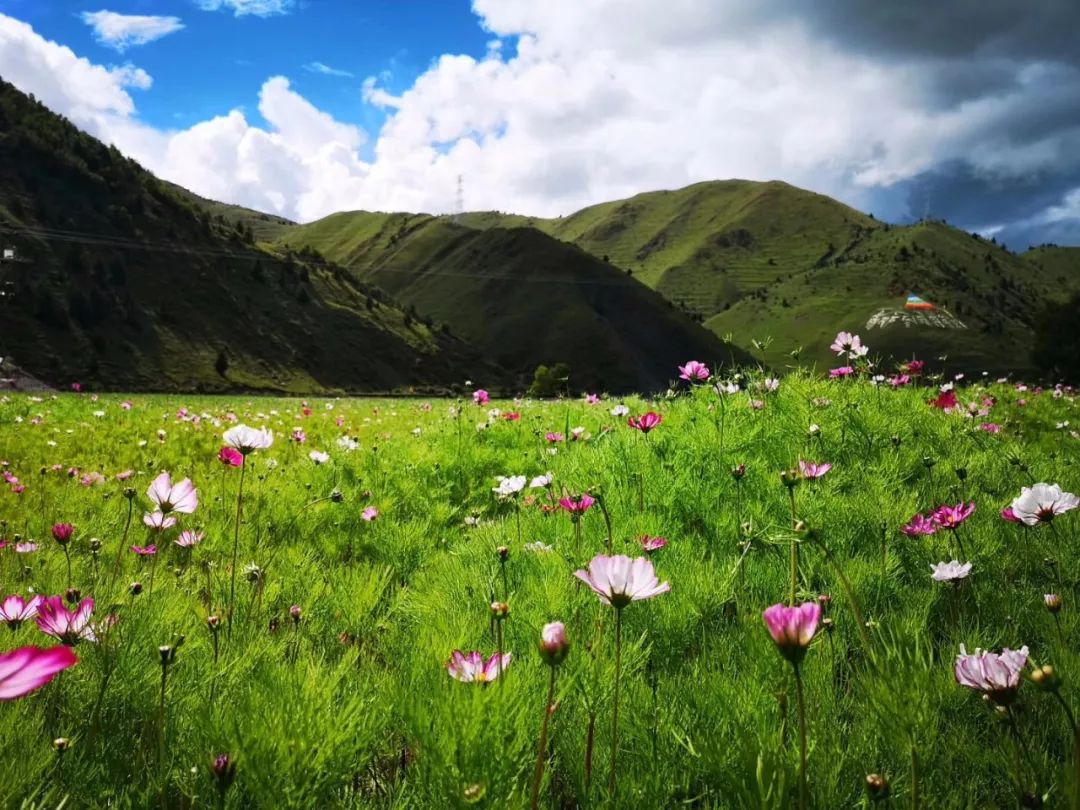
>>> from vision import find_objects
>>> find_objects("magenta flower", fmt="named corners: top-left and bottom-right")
top-left (175, 530), bottom-right (204, 548)
top-left (361, 506), bottom-right (378, 522)
top-left (558, 493), bottom-right (595, 516)
top-left (829, 366), bottom-right (855, 378)
top-left (627, 412), bottom-right (662, 433)
top-left (798, 460), bottom-right (832, 480)
top-left (928, 389), bottom-right (959, 410)
top-left (143, 512), bottom-right (177, 531)
top-left (0, 646), bottom-right (77, 700)
top-left (36, 596), bottom-right (97, 645)
top-left (545, 432), bottom-right (565, 444)
top-left (979, 423), bottom-right (1002, 434)
top-left (763, 602), bottom-right (820, 665)
top-left (147, 472), bottom-right (198, 515)
top-left (678, 360), bottom-right (710, 382)
top-left (954, 644), bottom-right (1028, 705)
top-left (473, 389), bottom-right (490, 405)
top-left (901, 513), bottom-right (937, 536)
top-left (1000, 506), bottom-right (1023, 524)
top-left (51, 523), bottom-right (74, 544)
top-left (0, 594), bottom-right (43, 630)
top-left (639, 535), bottom-right (668, 554)
top-left (291, 428), bottom-right (307, 444)
top-left (931, 502), bottom-right (976, 530)
top-left (447, 650), bottom-right (511, 683)
top-left (131, 545), bottom-right (157, 556)
top-left (574, 554), bottom-right (670, 609)
top-left (217, 447), bottom-right (243, 467)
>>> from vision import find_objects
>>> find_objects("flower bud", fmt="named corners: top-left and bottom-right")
top-left (497, 546), bottom-right (509, 561)
top-left (130, 582), bottom-right (143, 596)
top-left (490, 601), bottom-right (509, 619)
top-left (289, 604), bottom-right (302, 623)
top-left (51, 523), bottom-right (74, 545)
top-left (821, 617), bottom-right (835, 633)
top-left (330, 489), bottom-right (344, 503)
top-left (1031, 664), bottom-right (1061, 692)
top-left (53, 737), bottom-right (71, 752)
top-left (210, 754), bottom-right (236, 793)
top-left (88, 537), bottom-right (102, 553)
top-left (1045, 594), bottom-right (1062, 614)
top-left (539, 621), bottom-right (569, 666)
top-left (865, 773), bottom-right (890, 801)
top-left (65, 587), bottom-right (81, 605)
top-left (123, 487), bottom-right (136, 500)
top-left (890, 434), bottom-right (902, 447)
top-left (731, 463), bottom-right (747, 480)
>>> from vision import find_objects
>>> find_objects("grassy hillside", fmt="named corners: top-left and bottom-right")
top-left (0, 79), bottom-right (500, 394)
top-left (281, 213), bottom-right (753, 392)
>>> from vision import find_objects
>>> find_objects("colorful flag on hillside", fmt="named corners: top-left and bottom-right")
top-left (905, 294), bottom-right (935, 311)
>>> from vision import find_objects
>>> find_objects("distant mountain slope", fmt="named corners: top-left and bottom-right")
top-left (281, 213), bottom-right (752, 392)
top-left (0, 79), bottom-right (499, 393)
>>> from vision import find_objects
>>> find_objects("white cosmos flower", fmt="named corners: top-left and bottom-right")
top-left (336, 436), bottom-right (359, 451)
top-left (494, 475), bottom-right (527, 498)
top-left (223, 424), bottom-right (274, 453)
top-left (611, 404), bottom-right (630, 417)
top-left (309, 450), bottom-right (330, 464)
top-left (530, 472), bottom-right (553, 488)
top-left (930, 560), bottom-right (972, 583)
top-left (1010, 483), bottom-right (1080, 526)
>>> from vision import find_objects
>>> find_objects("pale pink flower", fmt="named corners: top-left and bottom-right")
top-left (639, 535), bottom-right (668, 554)
top-left (361, 506), bottom-right (378, 522)
top-left (175, 530), bottom-right (204, 548)
top-left (143, 512), bottom-right (177, 531)
top-left (447, 650), bottom-right (511, 682)
top-left (147, 472), bottom-right (198, 515)
top-left (763, 602), bottom-right (820, 665)
top-left (798, 460), bottom-right (832, 480)
top-left (954, 644), bottom-right (1028, 705)
top-left (678, 361), bottom-right (710, 382)
top-left (574, 554), bottom-right (670, 609)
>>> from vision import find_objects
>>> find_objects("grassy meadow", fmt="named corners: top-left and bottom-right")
top-left (0, 362), bottom-right (1078, 808)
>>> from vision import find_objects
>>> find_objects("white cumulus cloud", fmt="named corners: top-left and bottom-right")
top-left (195, 0), bottom-right (294, 17)
top-left (80, 11), bottom-right (184, 52)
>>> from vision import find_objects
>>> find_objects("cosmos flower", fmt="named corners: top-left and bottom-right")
top-left (494, 475), bottom-right (527, 498)
top-left (574, 554), bottom-right (670, 608)
top-left (131, 545), bottom-right (157, 556)
top-left (627, 412), bottom-right (662, 433)
top-left (1009, 484), bottom-right (1080, 526)
top-left (35, 597), bottom-right (97, 645)
top-left (223, 425), bottom-right (274, 454)
top-left (901, 513), bottom-right (936, 536)
top-left (291, 428), bottom-right (307, 444)
top-left (447, 650), bottom-right (511, 683)
top-left (361, 506), bottom-right (378, 522)
top-left (930, 560), bottom-right (972, 583)
top-left (610, 404), bottom-right (630, 417)
top-left (584, 393), bottom-right (601, 405)
top-left (1000, 506), bottom-right (1023, 524)
top-left (0, 646), bottom-right (77, 700)
top-left (830, 332), bottom-right (866, 358)
top-left (174, 531), bottom-right (204, 548)
top-left (143, 512), bottom-right (177, 531)
top-left (931, 502), bottom-right (976, 530)
top-left (538, 622), bottom-right (570, 665)
top-left (798, 460), bottom-right (832, 480)
top-left (928, 389), bottom-right (959, 411)
top-left (309, 450), bottom-right (330, 464)
top-left (218, 447), bottom-right (243, 467)
top-left (678, 361), bottom-right (710, 382)
top-left (545, 432), bottom-right (565, 444)
top-left (558, 493), bottom-right (595, 516)
top-left (954, 645), bottom-right (1028, 705)
top-left (0, 594), bottom-right (43, 630)
top-left (529, 473), bottom-right (554, 489)
top-left (473, 389), bottom-right (490, 405)
top-left (51, 523), bottom-right (74, 544)
top-left (829, 366), bottom-right (855, 378)
top-left (147, 472), bottom-right (198, 515)
top-left (762, 602), bottom-right (820, 665)
top-left (639, 535), bottom-right (668, 554)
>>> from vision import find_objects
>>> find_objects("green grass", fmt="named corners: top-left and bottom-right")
top-left (0, 366), bottom-right (1078, 808)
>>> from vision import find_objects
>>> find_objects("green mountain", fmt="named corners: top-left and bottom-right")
top-left (279, 213), bottom-right (751, 391)
top-left (0, 78), bottom-right (499, 394)
top-left (453, 181), bottom-right (1080, 374)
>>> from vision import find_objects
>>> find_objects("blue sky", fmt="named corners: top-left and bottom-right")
top-left (0, 0), bottom-right (492, 158)
top-left (0, 0), bottom-right (1078, 247)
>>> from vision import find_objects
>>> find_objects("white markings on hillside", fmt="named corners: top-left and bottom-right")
top-left (866, 309), bottom-right (967, 330)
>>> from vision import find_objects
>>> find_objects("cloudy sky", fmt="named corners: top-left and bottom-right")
top-left (1, 0), bottom-right (1078, 248)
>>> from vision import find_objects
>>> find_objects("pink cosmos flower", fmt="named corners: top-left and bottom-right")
top-left (1000, 506), bottom-right (1022, 524)
top-left (447, 650), bottom-right (511, 682)
top-left (639, 535), bottom-right (668, 554)
top-left (1010, 483), bottom-right (1080, 526)
top-left (116, 470), bottom-right (134, 481)
top-left (929, 390), bottom-right (958, 411)
top-left (763, 602), bottom-right (820, 665)
top-left (829, 366), bottom-right (855, 378)
top-left (749, 399), bottom-right (765, 410)
top-left (0, 646), bottom-right (77, 700)
top-left (147, 472), bottom-right (198, 515)
top-left (574, 554), bottom-right (670, 608)
top-left (545, 432), bottom-right (565, 444)
top-left (503, 411), bottom-right (521, 421)
top-left (14, 542), bottom-right (37, 553)
top-left (71, 382), bottom-right (81, 393)
top-left (218, 447), bottom-right (243, 467)
top-left (80, 472), bottom-right (106, 487)
top-left (120, 400), bottom-right (133, 410)
top-left (538, 622), bottom-right (569, 665)
top-left (889, 375), bottom-right (911, 387)
top-left (678, 360), bottom-right (710, 382)
top-left (930, 560), bottom-right (972, 583)
top-left (131, 545), bottom-right (157, 556)
top-left (830, 332), bottom-right (863, 357)
top-left (361, 506), bottom-right (378, 522)
top-left (931, 502), bottom-right (975, 530)
top-left (979, 423), bottom-right (1002, 433)
top-left (954, 644), bottom-right (1028, 705)
top-left (901, 513), bottom-right (937, 537)
top-left (904, 360), bottom-right (925, 373)
top-left (585, 394), bottom-right (600, 405)
top-left (0, 594), bottom-right (43, 629)
top-left (558, 493), bottom-right (595, 516)
top-left (36, 596), bottom-right (97, 645)
top-left (291, 428), bottom-right (307, 444)
top-left (473, 389), bottom-right (490, 405)
top-left (175, 531), bottom-right (204, 548)
top-left (798, 460), bottom-right (832, 480)
top-left (627, 412), bottom-right (662, 433)
top-left (143, 512), bottom-right (177, 531)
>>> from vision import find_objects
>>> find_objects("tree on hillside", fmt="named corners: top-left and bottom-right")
top-left (529, 362), bottom-right (571, 397)
top-left (1033, 293), bottom-right (1080, 381)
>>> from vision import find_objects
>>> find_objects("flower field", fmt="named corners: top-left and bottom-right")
top-left (0, 355), bottom-right (1078, 808)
